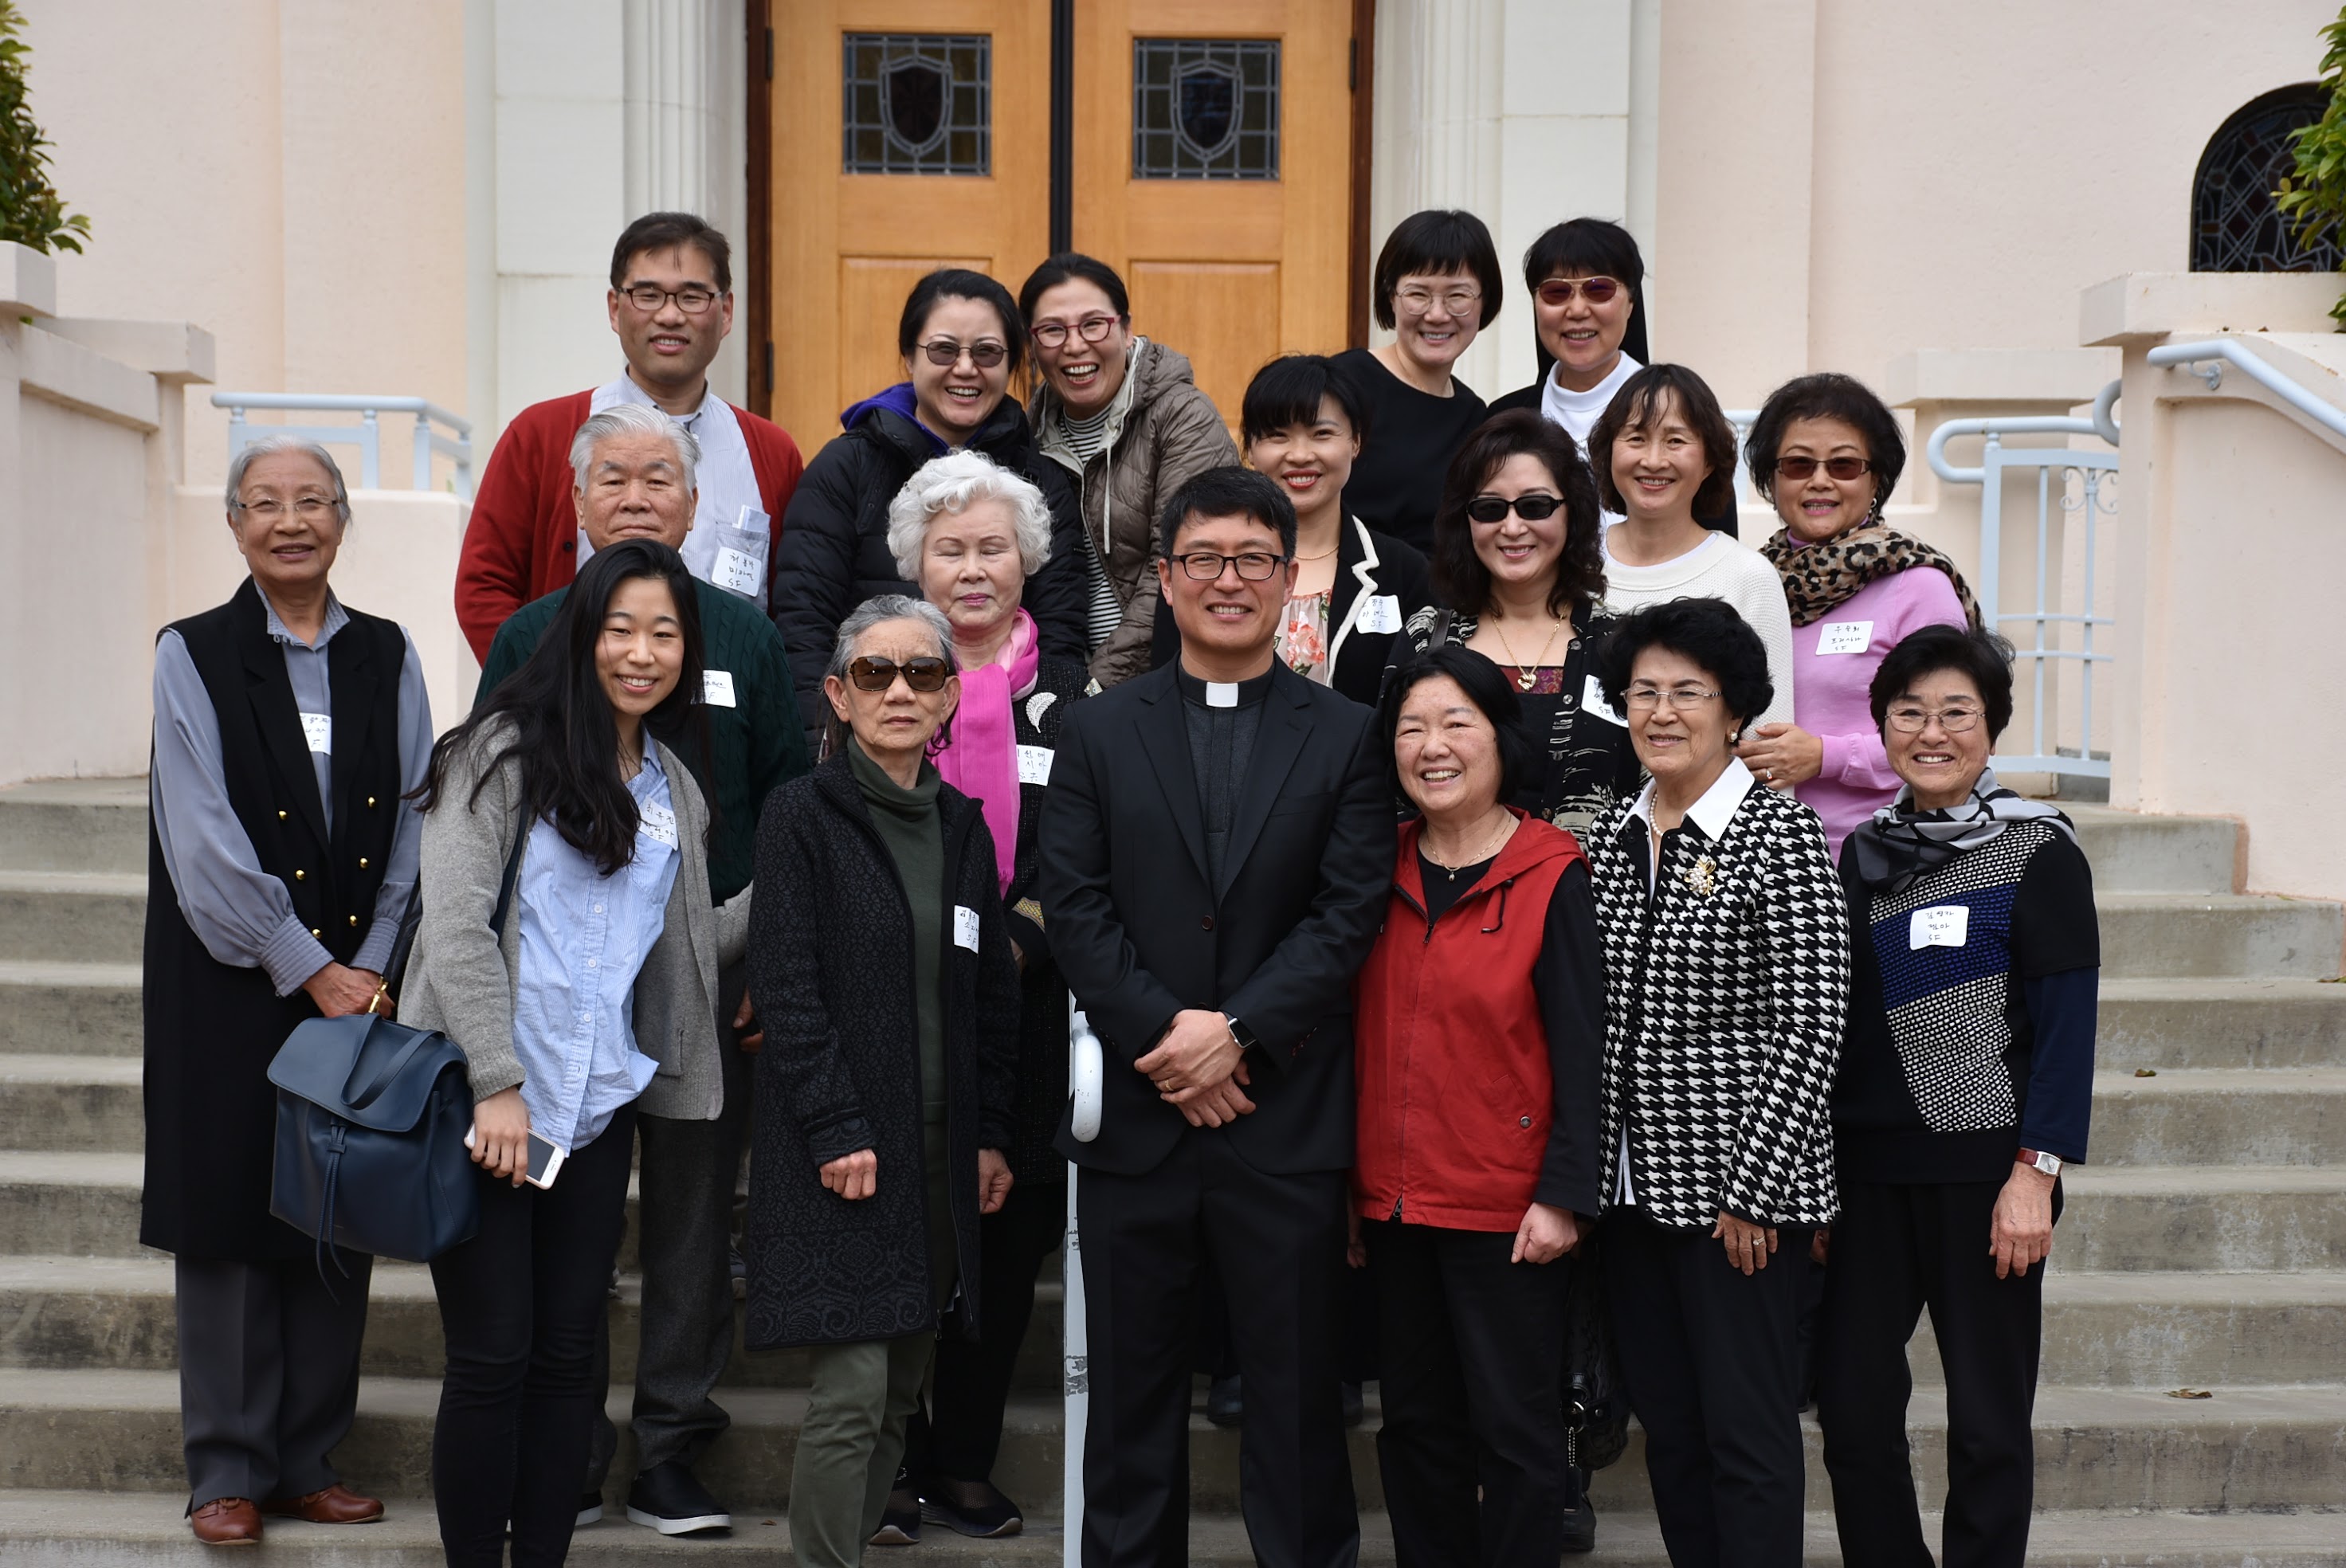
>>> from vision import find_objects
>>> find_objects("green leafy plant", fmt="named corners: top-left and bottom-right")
top-left (0, 0), bottom-right (89, 255)
top-left (2279, 7), bottom-right (2346, 327)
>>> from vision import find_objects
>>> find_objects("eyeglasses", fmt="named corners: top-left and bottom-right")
top-left (234, 497), bottom-right (339, 522)
top-left (1171, 551), bottom-right (1287, 582)
top-left (1394, 284), bottom-right (1482, 317)
top-left (1887, 704), bottom-right (1982, 734)
top-left (622, 284), bottom-right (721, 315)
top-left (1773, 455), bottom-right (1873, 482)
top-left (846, 656), bottom-right (951, 693)
top-left (1535, 276), bottom-right (1624, 307)
top-left (1625, 684), bottom-right (1720, 710)
top-left (919, 338), bottom-right (1010, 369)
top-left (1465, 493), bottom-right (1564, 524)
top-left (1031, 314), bottom-right (1121, 349)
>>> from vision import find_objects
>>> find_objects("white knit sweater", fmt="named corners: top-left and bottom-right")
top-left (1599, 528), bottom-right (1797, 731)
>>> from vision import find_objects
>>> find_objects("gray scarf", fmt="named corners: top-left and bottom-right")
top-left (1849, 768), bottom-right (2077, 894)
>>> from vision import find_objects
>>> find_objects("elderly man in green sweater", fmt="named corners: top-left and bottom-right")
top-left (475, 399), bottom-right (810, 1538)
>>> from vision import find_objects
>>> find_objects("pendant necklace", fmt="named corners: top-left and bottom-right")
top-left (1489, 614), bottom-right (1564, 692)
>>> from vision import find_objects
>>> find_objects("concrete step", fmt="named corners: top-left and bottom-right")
top-left (2, 1493), bottom-right (2343, 1568)
top-left (2097, 893), bottom-right (2344, 981)
top-left (2068, 804), bottom-right (2239, 896)
top-left (2097, 978), bottom-right (2346, 1070)
top-left (0, 1256), bottom-right (1064, 1394)
top-left (2, 1369), bottom-right (2339, 1515)
top-left (0, 779), bottom-right (149, 876)
top-left (0, 1055), bottom-right (142, 1151)
top-left (0, 872), bottom-right (145, 966)
top-left (0, 962), bottom-right (141, 1057)
top-left (2056, 1165), bottom-right (2346, 1272)
top-left (2088, 1068), bottom-right (2346, 1166)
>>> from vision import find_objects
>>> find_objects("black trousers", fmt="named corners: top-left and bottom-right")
top-left (1602, 1208), bottom-right (1809, 1568)
top-left (906, 1175), bottom-right (1067, 1487)
top-left (1365, 1220), bottom-right (1575, 1568)
top-left (1815, 1177), bottom-right (2050, 1568)
top-left (174, 1251), bottom-right (372, 1510)
top-left (430, 1103), bottom-right (638, 1567)
top-left (1077, 1131), bottom-right (1357, 1568)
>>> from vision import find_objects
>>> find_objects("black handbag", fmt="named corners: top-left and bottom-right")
top-left (267, 822), bottom-right (524, 1271)
top-left (1560, 1228), bottom-right (1630, 1472)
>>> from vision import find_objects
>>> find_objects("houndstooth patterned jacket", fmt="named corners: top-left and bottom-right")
top-left (1586, 770), bottom-right (1850, 1229)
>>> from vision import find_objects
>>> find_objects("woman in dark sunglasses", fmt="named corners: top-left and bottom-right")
top-left (775, 269), bottom-right (1093, 750)
top-left (1739, 373), bottom-right (1979, 856)
top-left (741, 594), bottom-right (1021, 1568)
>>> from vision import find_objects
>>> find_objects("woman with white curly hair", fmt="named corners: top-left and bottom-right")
top-left (877, 450), bottom-right (1090, 1540)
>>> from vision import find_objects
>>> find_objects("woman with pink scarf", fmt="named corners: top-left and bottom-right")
top-left (877, 449), bottom-right (1088, 1542)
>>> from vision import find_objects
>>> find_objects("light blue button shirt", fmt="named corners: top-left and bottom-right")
top-left (510, 747), bottom-right (681, 1151)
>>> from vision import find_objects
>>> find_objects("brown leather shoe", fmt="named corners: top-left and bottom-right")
top-left (259, 1484), bottom-right (384, 1524)
top-left (190, 1497), bottom-right (262, 1546)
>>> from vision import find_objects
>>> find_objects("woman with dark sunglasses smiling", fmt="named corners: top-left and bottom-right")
top-left (1738, 373), bottom-right (1980, 855)
top-left (775, 269), bottom-right (1092, 750)
top-left (742, 594), bottom-right (1021, 1568)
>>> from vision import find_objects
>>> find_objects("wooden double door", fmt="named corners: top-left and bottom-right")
top-left (762, 0), bottom-right (1362, 449)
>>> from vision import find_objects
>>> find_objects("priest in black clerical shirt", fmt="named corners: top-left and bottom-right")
top-left (1038, 467), bottom-right (1391, 1568)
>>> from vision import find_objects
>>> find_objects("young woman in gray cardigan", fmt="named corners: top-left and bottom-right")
top-left (402, 541), bottom-right (748, 1566)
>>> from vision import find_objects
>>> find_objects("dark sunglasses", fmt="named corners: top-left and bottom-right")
top-left (918, 338), bottom-right (1009, 369)
top-left (846, 656), bottom-right (951, 693)
top-left (1465, 492), bottom-right (1564, 524)
top-left (1772, 455), bottom-right (1873, 482)
top-left (1534, 276), bottom-right (1623, 307)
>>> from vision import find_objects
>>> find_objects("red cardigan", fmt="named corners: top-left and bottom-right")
top-left (1354, 813), bottom-right (1588, 1232)
top-left (453, 388), bottom-right (806, 661)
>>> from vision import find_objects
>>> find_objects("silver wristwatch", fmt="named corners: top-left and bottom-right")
top-left (2016, 1147), bottom-right (2063, 1178)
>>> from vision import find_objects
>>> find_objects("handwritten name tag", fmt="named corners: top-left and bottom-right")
top-left (1357, 594), bottom-right (1402, 634)
top-left (639, 799), bottom-right (678, 849)
top-left (299, 712), bottom-right (332, 754)
top-left (1583, 674), bottom-right (1626, 727)
top-left (702, 670), bottom-right (737, 708)
top-left (1817, 620), bottom-right (1874, 655)
top-left (1017, 744), bottom-right (1054, 786)
top-left (1909, 904), bottom-right (1970, 950)
top-left (711, 547), bottom-right (763, 598)
top-left (953, 904), bottom-right (981, 952)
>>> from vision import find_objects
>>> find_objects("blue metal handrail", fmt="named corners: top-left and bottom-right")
top-left (210, 392), bottom-right (474, 499)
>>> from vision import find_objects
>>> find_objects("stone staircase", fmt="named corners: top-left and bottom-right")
top-left (0, 779), bottom-right (2340, 1563)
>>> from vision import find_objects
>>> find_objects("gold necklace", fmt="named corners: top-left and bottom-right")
top-left (1422, 812), bottom-right (1515, 880)
top-left (1489, 613), bottom-right (1564, 691)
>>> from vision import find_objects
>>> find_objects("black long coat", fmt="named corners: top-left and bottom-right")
top-left (743, 755), bottom-right (1021, 1349)
top-left (994, 655), bottom-right (1089, 1182)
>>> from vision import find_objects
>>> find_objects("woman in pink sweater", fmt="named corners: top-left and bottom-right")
top-left (1737, 374), bottom-right (1980, 854)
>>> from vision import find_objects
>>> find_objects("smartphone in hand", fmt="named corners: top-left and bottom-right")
top-left (463, 1126), bottom-right (570, 1188)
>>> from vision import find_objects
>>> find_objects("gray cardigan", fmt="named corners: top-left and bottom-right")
top-left (403, 724), bottom-right (751, 1123)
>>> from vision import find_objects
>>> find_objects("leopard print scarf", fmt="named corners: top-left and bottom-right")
top-left (1758, 523), bottom-right (1983, 630)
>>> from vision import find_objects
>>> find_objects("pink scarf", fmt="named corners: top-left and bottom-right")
top-left (937, 610), bottom-right (1040, 893)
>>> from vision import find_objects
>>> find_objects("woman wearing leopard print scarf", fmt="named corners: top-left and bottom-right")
top-left (1738, 373), bottom-right (1979, 854)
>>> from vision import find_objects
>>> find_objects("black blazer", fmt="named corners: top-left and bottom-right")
top-left (1148, 518), bottom-right (1439, 708)
top-left (1038, 661), bottom-right (1393, 1177)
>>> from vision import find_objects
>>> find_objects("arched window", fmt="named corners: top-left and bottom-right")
top-left (2191, 84), bottom-right (2342, 272)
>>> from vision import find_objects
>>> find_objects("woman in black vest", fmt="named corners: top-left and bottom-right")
top-left (144, 436), bottom-right (431, 1546)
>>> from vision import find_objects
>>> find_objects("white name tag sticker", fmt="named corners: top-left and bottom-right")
top-left (1357, 594), bottom-right (1402, 634)
top-left (639, 799), bottom-right (678, 849)
top-left (1017, 744), bottom-right (1054, 786)
top-left (953, 904), bottom-right (982, 952)
top-left (299, 711), bottom-right (332, 754)
top-left (1583, 673), bottom-right (1626, 727)
top-left (711, 546), bottom-right (763, 598)
top-left (1817, 619), bottom-right (1874, 655)
top-left (1909, 904), bottom-right (1970, 950)
top-left (702, 669), bottom-right (737, 708)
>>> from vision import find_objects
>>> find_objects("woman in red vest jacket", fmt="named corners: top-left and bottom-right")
top-left (1353, 642), bottom-right (1607, 1562)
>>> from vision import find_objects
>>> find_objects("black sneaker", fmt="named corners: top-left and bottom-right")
top-left (1206, 1373), bottom-right (1243, 1427)
top-left (1561, 1468), bottom-right (1595, 1554)
top-left (624, 1459), bottom-right (732, 1536)
top-left (575, 1491), bottom-right (604, 1527)
top-left (869, 1478), bottom-right (921, 1546)
top-left (921, 1480), bottom-right (1024, 1538)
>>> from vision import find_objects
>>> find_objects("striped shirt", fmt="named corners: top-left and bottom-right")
top-left (1060, 405), bottom-right (1124, 651)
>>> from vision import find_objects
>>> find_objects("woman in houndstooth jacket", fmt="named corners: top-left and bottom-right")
top-left (1581, 596), bottom-right (1849, 1568)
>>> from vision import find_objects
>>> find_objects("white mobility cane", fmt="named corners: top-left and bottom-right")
top-left (1064, 1002), bottom-right (1104, 1566)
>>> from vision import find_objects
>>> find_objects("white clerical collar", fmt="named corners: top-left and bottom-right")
top-left (1206, 683), bottom-right (1238, 708)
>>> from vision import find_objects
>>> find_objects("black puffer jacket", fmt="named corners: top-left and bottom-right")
top-left (743, 755), bottom-right (1021, 1350)
top-left (773, 388), bottom-right (1089, 734)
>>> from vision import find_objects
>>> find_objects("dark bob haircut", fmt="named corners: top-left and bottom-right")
top-left (1381, 645), bottom-right (1532, 806)
top-left (1595, 597), bottom-right (1775, 733)
top-left (1429, 409), bottom-right (1604, 621)
top-left (1869, 625), bottom-right (2016, 743)
top-left (1588, 363), bottom-right (1741, 521)
top-left (898, 268), bottom-right (1028, 376)
top-left (1371, 209), bottom-right (1504, 331)
top-left (610, 211), bottom-right (731, 294)
top-left (1017, 252), bottom-right (1131, 326)
top-left (1156, 465), bottom-right (1299, 560)
top-left (1745, 371), bottom-right (1907, 508)
top-left (1240, 354), bottom-right (1373, 447)
top-left (1522, 216), bottom-right (1651, 370)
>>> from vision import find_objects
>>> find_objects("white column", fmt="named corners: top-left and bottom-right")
top-left (1371, 0), bottom-right (1638, 398)
top-left (624, 0), bottom-right (748, 405)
